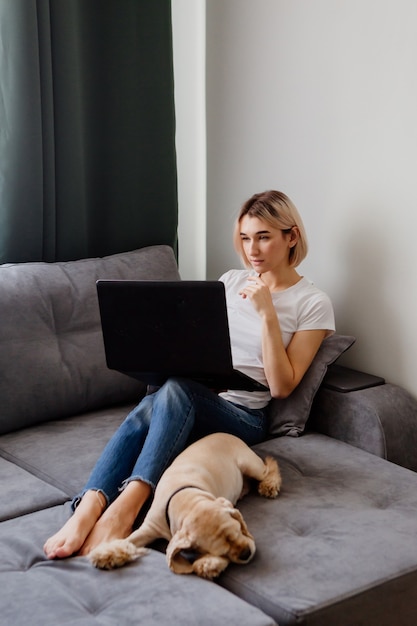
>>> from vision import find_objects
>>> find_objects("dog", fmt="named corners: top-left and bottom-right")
top-left (89, 433), bottom-right (281, 579)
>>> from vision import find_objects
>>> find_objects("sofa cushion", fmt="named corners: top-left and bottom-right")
top-left (219, 434), bottom-right (417, 626)
top-left (267, 334), bottom-right (355, 437)
top-left (0, 456), bottom-right (68, 521)
top-left (0, 403), bottom-right (135, 497)
top-left (0, 245), bottom-right (180, 435)
top-left (0, 506), bottom-right (277, 626)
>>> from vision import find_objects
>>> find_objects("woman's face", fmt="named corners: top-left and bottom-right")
top-left (239, 215), bottom-right (294, 274)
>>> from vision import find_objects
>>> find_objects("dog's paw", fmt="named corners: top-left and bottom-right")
top-left (89, 539), bottom-right (148, 570)
top-left (192, 555), bottom-right (230, 580)
top-left (258, 456), bottom-right (281, 498)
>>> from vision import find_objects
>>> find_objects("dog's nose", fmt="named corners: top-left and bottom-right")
top-left (237, 547), bottom-right (253, 562)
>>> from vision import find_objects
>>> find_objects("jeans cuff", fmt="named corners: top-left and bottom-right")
top-left (120, 476), bottom-right (156, 493)
top-left (71, 488), bottom-right (110, 512)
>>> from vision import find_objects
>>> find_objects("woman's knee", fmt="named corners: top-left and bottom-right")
top-left (158, 378), bottom-right (192, 404)
top-left (153, 378), bottom-right (196, 428)
top-left (125, 394), bottom-right (153, 428)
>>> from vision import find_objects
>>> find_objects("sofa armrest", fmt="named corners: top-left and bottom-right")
top-left (309, 377), bottom-right (417, 472)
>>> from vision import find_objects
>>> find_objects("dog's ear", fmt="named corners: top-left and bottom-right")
top-left (215, 498), bottom-right (253, 538)
top-left (217, 497), bottom-right (235, 509)
top-left (215, 498), bottom-right (254, 540)
top-left (229, 507), bottom-right (254, 539)
top-left (166, 530), bottom-right (195, 574)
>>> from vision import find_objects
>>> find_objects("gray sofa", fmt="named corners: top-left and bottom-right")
top-left (2, 244), bottom-right (417, 626)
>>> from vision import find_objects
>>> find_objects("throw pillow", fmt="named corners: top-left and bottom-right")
top-left (267, 333), bottom-right (356, 437)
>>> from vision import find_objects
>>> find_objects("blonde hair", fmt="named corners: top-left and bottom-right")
top-left (233, 190), bottom-right (308, 268)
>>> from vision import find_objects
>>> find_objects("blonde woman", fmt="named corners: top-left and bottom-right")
top-left (44, 190), bottom-right (334, 560)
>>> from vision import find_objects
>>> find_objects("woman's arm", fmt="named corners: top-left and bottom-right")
top-left (262, 315), bottom-right (326, 398)
top-left (239, 276), bottom-right (327, 399)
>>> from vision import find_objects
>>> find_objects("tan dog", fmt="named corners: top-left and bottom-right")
top-left (89, 433), bottom-right (281, 579)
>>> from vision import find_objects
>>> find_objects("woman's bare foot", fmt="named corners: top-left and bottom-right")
top-left (78, 481), bottom-right (152, 556)
top-left (78, 504), bottom-right (133, 555)
top-left (43, 490), bottom-right (106, 559)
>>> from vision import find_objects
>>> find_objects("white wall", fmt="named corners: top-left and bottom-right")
top-left (174, 1), bottom-right (417, 398)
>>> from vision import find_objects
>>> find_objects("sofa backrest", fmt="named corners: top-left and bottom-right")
top-left (0, 245), bottom-right (180, 435)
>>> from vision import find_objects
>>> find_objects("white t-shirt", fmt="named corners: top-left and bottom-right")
top-left (218, 269), bottom-right (335, 409)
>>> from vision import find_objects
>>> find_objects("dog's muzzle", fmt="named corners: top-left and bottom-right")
top-left (237, 546), bottom-right (254, 563)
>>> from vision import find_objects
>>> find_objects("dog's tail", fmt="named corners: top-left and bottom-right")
top-left (89, 539), bottom-right (148, 570)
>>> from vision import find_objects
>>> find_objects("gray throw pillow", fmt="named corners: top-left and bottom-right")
top-left (267, 333), bottom-right (355, 437)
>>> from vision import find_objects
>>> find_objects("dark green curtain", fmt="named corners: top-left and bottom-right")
top-left (0, 0), bottom-right (177, 263)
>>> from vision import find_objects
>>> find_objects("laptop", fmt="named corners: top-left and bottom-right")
top-left (96, 279), bottom-right (268, 392)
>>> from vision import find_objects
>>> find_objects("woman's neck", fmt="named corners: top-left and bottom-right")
top-left (259, 268), bottom-right (302, 292)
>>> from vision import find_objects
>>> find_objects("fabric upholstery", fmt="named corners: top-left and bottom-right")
top-left (311, 382), bottom-right (417, 472)
top-left (219, 433), bottom-right (417, 626)
top-left (3, 245), bottom-right (417, 625)
top-left (0, 404), bottom-right (134, 499)
top-left (0, 245), bottom-right (180, 435)
top-left (0, 506), bottom-right (277, 626)
top-left (268, 333), bottom-right (355, 436)
top-left (0, 456), bottom-right (68, 522)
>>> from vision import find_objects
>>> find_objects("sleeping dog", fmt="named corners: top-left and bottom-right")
top-left (89, 433), bottom-right (281, 579)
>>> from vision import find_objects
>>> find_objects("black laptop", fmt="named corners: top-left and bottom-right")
top-left (96, 280), bottom-right (268, 392)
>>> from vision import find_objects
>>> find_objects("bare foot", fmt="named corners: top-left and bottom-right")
top-left (43, 491), bottom-right (106, 559)
top-left (79, 481), bottom-right (152, 556)
top-left (78, 506), bottom-right (132, 555)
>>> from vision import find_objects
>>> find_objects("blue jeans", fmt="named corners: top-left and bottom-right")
top-left (74, 377), bottom-right (268, 508)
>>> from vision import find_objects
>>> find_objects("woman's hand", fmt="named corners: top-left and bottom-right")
top-left (239, 275), bottom-right (326, 399)
top-left (239, 275), bottom-right (275, 318)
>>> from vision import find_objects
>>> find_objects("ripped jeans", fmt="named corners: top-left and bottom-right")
top-left (73, 377), bottom-right (268, 509)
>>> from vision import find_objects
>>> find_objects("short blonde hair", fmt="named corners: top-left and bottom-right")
top-left (233, 190), bottom-right (308, 268)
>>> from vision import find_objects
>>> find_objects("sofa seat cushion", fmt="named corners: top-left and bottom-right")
top-left (219, 434), bottom-right (417, 626)
top-left (0, 403), bottom-right (136, 497)
top-left (0, 506), bottom-right (277, 626)
top-left (0, 456), bottom-right (68, 521)
top-left (0, 245), bottom-right (180, 435)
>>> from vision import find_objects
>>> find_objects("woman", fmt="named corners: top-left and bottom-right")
top-left (44, 189), bottom-right (335, 560)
